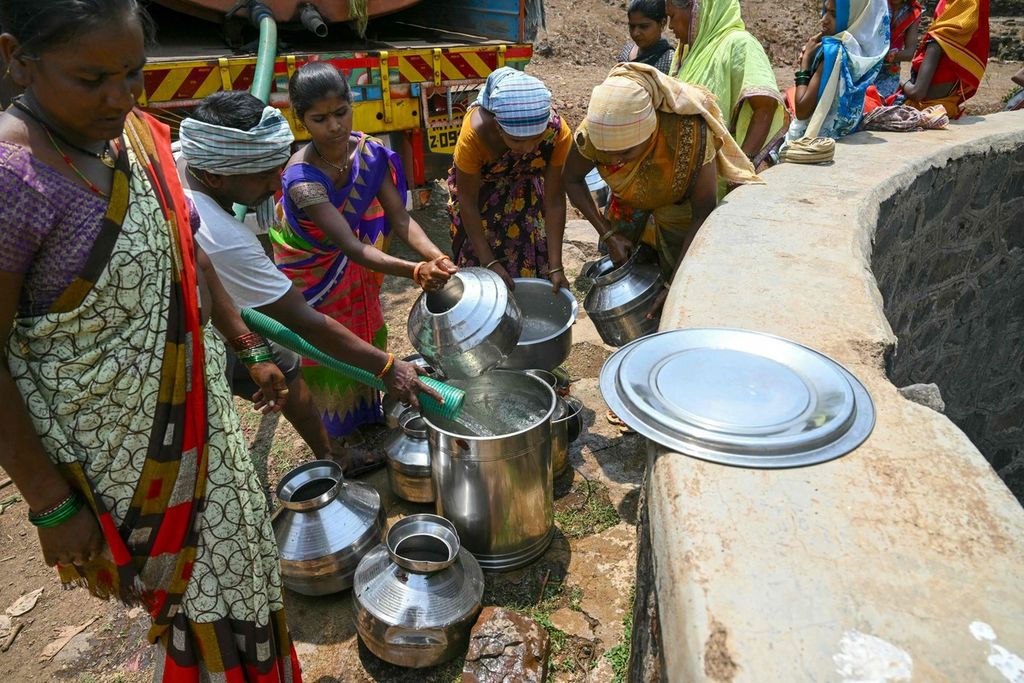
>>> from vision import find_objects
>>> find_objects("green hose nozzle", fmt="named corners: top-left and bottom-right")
top-left (240, 308), bottom-right (464, 420)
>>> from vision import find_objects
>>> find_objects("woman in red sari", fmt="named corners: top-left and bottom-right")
top-left (0, 0), bottom-right (301, 679)
top-left (900, 0), bottom-right (990, 118)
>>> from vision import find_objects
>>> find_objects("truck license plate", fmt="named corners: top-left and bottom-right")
top-left (427, 125), bottom-right (461, 154)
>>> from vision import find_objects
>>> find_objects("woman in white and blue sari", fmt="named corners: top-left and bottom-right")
top-left (786, 0), bottom-right (890, 141)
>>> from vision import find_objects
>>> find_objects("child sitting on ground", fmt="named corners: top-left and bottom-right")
top-left (875, 0), bottom-right (923, 99)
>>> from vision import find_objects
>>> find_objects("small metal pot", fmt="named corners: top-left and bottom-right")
top-left (384, 409), bottom-right (434, 503)
top-left (353, 514), bottom-right (484, 668)
top-left (272, 460), bottom-right (386, 596)
top-left (499, 278), bottom-right (578, 371)
top-left (562, 396), bottom-right (585, 444)
top-left (583, 246), bottom-right (664, 347)
top-left (407, 268), bottom-right (522, 379)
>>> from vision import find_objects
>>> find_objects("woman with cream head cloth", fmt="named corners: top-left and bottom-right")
top-left (564, 62), bottom-right (759, 318)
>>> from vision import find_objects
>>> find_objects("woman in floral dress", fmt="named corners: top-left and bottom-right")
top-left (447, 67), bottom-right (571, 291)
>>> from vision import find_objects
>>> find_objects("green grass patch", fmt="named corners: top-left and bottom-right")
top-left (605, 585), bottom-right (636, 683)
top-left (554, 479), bottom-right (620, 539)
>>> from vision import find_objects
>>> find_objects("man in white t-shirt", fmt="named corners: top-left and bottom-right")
top-left (178, 91), bottom-right (435, 475)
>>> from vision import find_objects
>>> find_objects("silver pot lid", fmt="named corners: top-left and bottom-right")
top-left (600, 328), bottom-right (875, 468)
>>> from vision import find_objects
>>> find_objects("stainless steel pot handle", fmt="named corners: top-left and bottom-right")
top-left (383, 626), bottom-right (448, 649)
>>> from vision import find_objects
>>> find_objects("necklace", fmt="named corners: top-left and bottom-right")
top-left (12, 98), bottom-right (118, 168)
top-left (313, 141), bottom-right (352, 177)
top-left (42, 127), bottom-right (109, 197)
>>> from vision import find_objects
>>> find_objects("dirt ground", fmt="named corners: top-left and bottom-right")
top-left (1, 1), bottom-right (1021, 681)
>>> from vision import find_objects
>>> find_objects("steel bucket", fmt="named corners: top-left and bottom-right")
top-left (498, 278), bottom-right (578, 371)
top-left (422, 371), bottom-right (556, 571)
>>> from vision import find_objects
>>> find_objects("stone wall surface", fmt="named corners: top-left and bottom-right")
top-left (873, 145), bottom-right (1024, 502)
top-left (642, 111), bottom-right (1024, 682)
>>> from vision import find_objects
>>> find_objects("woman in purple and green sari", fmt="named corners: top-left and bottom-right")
top-left (273, 62), bottom-right (456, 462)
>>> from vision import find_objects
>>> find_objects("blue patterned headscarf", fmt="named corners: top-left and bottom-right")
top-left (474, 67), bottom-right (552, 137)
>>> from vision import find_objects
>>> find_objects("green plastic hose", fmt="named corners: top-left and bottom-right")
top-left (240, 307), bottom-right (464, 420)
top-left (233, 10), bottom-right (279, 222)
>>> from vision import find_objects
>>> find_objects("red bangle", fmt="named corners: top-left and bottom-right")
top-left (229, 332), bottom-right (265, 352)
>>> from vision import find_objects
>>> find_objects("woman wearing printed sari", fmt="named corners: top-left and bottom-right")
top-left (899, 0), bottom-right (990, 119)
top-left (787, 0), bottom-right (889, 141)
top-left (665, 0), bottom-right (788, 171)
top-left (446, 67), bottom-right (571, 292)
top-left (564, 63), bottom-right (759, 316)
top-left (274, 62), bottom-right (456, 453)
top-left (0, 0), bottom-right (300, 680)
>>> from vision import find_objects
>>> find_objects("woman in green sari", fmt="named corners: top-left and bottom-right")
top-left (666, 0), bottom-right (788, 170)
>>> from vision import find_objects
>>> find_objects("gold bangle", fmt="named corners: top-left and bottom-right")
top-left (599, 228), bottom-right (618, 243)
top-left (484, 259), bottom-right (501, 270)
top-left (547, 266), bottom-right (564, 275)
top-left (375, 352), bottom-right (395, 379)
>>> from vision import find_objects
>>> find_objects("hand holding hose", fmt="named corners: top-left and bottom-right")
top-left (384, 360), bottom-right (443, 410)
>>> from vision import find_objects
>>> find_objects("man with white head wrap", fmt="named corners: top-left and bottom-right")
top-left (179, 91), bottom-right (435, 475)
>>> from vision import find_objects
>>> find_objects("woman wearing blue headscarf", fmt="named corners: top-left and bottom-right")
top-left (787, 0), bottom-right (890, 140)
top-left (446, 67), bottom-right (571, 291)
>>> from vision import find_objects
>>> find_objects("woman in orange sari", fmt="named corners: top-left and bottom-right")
top-left (900, 0), bottom-right (990, 118)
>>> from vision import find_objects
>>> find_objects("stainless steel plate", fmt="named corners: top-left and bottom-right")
top-left (600, 328), bottom-right (875, 468)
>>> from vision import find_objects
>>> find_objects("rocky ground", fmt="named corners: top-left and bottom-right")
top-left (1, 0), bottom-right (1021, 681)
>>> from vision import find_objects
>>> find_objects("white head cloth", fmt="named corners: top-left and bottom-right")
top-left (179, 105), bottom-right (294, 175)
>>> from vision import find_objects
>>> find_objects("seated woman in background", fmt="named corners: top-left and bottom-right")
top-left (899, 0), bottom-right (990, 119)
top-left (274, 61), bottom-right (456, 460)
top-left (619, 0), bottom-right (675, 74)
top-left (666, 0), bottom-right (788, 171)
top-left (563, 63), bottom-right (759, 318)
top-left (787, 0), bottom-right (889, 141)
top-left (874, 0), bottom-right (923, 99)
top-left (446, 67), bottom-right (570, 292)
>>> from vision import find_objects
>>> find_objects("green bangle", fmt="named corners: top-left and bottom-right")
top-left (28, 491), bottom-right (84, 528)
top-left (240, 353), bottom-right (274, 366)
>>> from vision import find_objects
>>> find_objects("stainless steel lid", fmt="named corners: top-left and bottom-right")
top-left (600, 328), bottom-right (875, 468)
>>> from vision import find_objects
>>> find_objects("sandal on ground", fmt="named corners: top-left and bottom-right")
top-left (606, 409), bottom-right (635, 434)
top-left (329, 441), bottom-right (387, 478)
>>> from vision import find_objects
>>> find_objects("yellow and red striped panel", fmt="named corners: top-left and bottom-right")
top-left (142, 45), bottom-right (532, 105)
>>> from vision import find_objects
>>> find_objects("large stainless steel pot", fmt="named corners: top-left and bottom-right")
top-left (353, 514), bottom-right (484, 668)
top-left (407, 268), bottom-right (522, 379)
top-left (583, 246), bottom-right (665, 347)
top-left (499, 278), bottom-right (578, 371)
top-left (422, 371), bottom-right (556, 571)
top-left (272, 460), bottom-right (386, 595)
top-left (384, 408), bottom-right (434, 503)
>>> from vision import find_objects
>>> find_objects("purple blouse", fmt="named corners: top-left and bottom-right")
top-left (0, 141), bottom-right (107, 317)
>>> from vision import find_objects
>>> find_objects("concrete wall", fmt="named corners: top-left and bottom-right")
top-left (633, 112), bottom-right (1024, 682)
top-left (872, 145), bottom-right (1024, 503)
